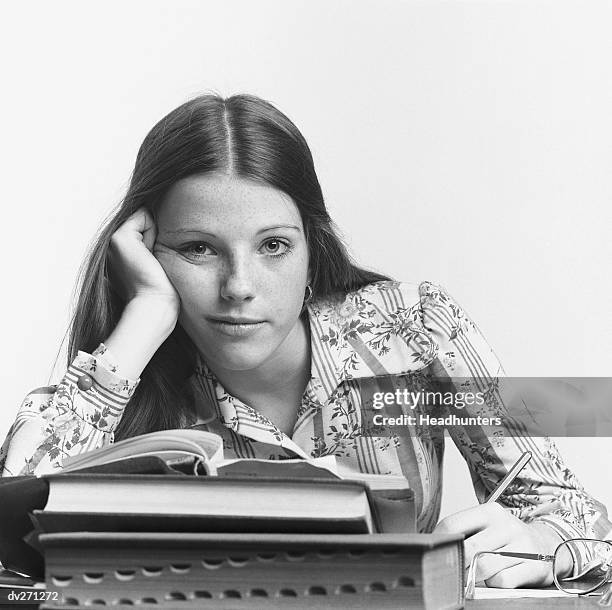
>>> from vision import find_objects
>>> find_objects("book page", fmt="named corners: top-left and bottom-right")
top-left (61, 429), bottom-right (224, 473)
top-left (217, 455), bottom-right (339, 477)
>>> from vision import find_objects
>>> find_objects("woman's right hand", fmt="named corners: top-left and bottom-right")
top-left (103, 208), bottom-right (181, 378)
top-left (108, 208), bottom-right (180, 315)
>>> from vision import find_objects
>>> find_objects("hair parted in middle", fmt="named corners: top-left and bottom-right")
top-left (68, 93), bottom-right (389, 439)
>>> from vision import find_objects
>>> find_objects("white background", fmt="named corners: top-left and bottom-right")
top-left (1, 0), bottom-right (610, 518)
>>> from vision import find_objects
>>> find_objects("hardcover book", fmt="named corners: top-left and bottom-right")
top-left (39, 532), bottom-right (465, 609)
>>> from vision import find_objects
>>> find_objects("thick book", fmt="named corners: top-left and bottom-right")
top-left (35, 473), bottom-right (375, 533)
top-left (39, 532), bottom-right (465, 609)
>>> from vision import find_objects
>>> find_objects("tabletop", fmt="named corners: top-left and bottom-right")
top-left (468, 597), bottom-right (600, 609)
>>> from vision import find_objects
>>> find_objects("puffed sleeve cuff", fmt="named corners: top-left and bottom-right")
top-left (59, 344), bottom-right (140, 433)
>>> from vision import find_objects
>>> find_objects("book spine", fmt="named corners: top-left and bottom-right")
top-left (423, 541), bottom-right (465, 609)
top-left (366, 488), bottom-right (416, 533)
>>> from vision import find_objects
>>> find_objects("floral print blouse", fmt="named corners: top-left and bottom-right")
top-left (1, 281), bottom-right (610, 543)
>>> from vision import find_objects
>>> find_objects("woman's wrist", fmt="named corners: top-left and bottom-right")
top-left (103, 296), bottom-right (179, 379)
top-left (530, 521), bottom-right (572, 579)
top-left (130, 294), bottom-right (180, 323)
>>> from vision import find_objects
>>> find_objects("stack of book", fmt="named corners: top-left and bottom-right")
top-left (0, 429), bottom-right (465, 609)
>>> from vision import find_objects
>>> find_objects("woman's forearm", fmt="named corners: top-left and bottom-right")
top-left (104, 296), bottom-right (178, 379)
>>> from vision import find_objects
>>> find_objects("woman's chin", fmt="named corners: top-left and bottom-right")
top-left (201, 347), bottom-right (273, 373)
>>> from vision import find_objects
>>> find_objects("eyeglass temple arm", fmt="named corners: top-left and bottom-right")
top-left (498, 551), bottom-right (555, 561)
top-left (465, 551), bottom-right (555, 600)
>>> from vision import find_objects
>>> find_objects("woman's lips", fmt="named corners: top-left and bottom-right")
top-left (208, 318), bottom-right (266, 337)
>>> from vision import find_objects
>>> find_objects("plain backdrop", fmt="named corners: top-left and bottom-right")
top-left (0, 0), bottom-right (610, 518)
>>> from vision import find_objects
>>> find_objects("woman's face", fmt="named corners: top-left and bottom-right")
top-left (155, 173), bottom-right (310, 373)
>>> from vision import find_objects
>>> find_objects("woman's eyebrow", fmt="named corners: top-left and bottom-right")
top-left (163, 229), bottom-right (216, 236)
top-left (163, 224), bottom-right (301, 236)
top-left (256, 224), bottom-right (301, 234)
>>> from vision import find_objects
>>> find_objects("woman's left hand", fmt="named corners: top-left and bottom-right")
top-left (434, 503), bottom-right (566, 588)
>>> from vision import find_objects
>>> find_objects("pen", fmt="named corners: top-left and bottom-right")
top-left (486, 451), bottom-right (532, 504)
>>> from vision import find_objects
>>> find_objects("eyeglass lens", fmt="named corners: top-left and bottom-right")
top-left (554, 539), bottom-right (612, 595)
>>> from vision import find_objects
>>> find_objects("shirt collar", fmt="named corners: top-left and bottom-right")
top-left (190, 355), bottom-right (311, 457)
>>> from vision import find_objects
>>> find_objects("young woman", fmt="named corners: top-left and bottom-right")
top-left (1, 94), bottom-right (608, 588)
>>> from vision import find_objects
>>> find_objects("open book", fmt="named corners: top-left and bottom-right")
top-left (34, 429), bottom-right (414, 536)
top-left (61, 429), bottom-right (226, 474)
top-left (60, 428), bottom-right (409, 491)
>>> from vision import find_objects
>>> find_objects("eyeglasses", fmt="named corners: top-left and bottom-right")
top-left (466, 538), bottom-right (612, 605)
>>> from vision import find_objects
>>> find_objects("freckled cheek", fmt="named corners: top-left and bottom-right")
top-left (264, 261), bottom-right (309, 317)
top-left (157, 258), bottom-right (217, 310)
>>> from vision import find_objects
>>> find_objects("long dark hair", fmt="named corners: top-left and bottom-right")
top-left (68, 93), bottom-right (389, 440)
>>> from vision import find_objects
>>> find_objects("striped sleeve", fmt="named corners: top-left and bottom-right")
top-left (418, 281), bottom-right (612, 545)
top-left (0, 346), bottom-right (139, 476)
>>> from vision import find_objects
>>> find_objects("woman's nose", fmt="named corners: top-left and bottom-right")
top-left (219, 259), bottom-right (255, 302)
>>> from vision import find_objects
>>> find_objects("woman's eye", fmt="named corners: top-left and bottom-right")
top-left (181, 243), bottom-right (215, 258)
top-left (261, 239), bottom-right (290, 256)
